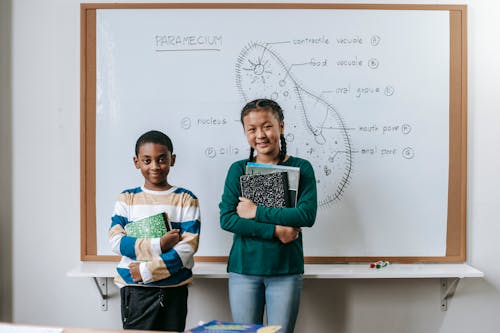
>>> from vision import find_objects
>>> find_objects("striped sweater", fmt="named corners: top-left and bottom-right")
top-left (108, 186), bottom-right (201, 287)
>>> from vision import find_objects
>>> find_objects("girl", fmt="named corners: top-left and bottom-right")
top-left (219, 99), bottom-right (318, 333)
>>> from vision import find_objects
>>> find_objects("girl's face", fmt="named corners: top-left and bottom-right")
top-left (242, 108), bottom-right (284, 162)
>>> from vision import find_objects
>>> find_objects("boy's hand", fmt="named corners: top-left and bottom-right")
top-left (129, 262), bottom-right (142, 283)
top-left (274, 225), bottom-right (301, 244)
top-left (237, 197), bottom-right (257, 219)
top-left (160, 229), bottom-right (181, 252)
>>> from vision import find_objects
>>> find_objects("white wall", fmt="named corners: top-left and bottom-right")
top-left (7, 0), bottom-right (500, 332)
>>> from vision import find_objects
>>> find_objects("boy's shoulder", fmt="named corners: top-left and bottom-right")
top-left (120, 186), bottom-right (143, 195)
top-left (121, 185), bottom-right (199, 200)
top-left (172, 186), bottom-right (199, 200)
top-left (116, 186), bottom-right (143, 204)
top-left (117, 186), bottom-right (199, 206)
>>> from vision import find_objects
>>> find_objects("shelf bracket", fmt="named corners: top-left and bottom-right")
top-left (440, 277), bottom-right (460, 311)
top-left (93, 277), bottom-right (108, 311)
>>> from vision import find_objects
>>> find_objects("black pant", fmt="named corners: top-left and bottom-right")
top-left (120, 285), bottom-right (188, 331)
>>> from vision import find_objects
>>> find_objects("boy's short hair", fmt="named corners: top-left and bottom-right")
top-left (135, 130), bottom-right (174, 156)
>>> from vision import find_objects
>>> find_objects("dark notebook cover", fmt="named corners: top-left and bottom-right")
top-left (240, 171), bottom-right (290, 208)
top-left (245, 163), bottom-right (300, 207)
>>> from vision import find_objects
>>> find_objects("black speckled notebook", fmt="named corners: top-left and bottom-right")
top-left (240, 171), bottom-right (290, 208)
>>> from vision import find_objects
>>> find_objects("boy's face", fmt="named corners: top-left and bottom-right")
top-left (133, 142), bottom-right (176, 191)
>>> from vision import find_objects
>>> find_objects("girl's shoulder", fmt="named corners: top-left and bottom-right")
top-left (286, 156), bottom-right (313, 169)
top-left (228, 159), bottom-right (250, 172)
top-left (232, 158), bottom-right (250, 166)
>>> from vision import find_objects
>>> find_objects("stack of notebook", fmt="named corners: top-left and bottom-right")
top-left (240, 163), bottom-right (300, 208)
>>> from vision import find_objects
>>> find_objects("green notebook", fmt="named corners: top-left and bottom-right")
top-left (125, 212), bottom-right (171, 238)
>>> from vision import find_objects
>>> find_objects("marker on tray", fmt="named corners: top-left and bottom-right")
top-left (370, 260), bottom-right (389, 269)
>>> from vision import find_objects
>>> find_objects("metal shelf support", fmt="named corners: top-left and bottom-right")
top-left (93, 277), bottom-right (108, 311)
top-left (440, 277), bottom-right (460, 311)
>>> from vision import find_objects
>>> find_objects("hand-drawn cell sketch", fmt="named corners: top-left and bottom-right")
top-left (235, 41), bottom-right (353, 207)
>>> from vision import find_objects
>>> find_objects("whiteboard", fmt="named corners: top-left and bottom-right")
top-left (80, 4), bottom-right (467, 261)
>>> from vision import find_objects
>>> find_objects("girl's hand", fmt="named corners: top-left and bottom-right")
top-left (274, 225), bottom-right (302, 244)
top-left (160, 229), bottom-right (181, 252)
top-left (129, 262), bottom-right (142, 283)
top-left (237, 197), bottom-right (257, 219)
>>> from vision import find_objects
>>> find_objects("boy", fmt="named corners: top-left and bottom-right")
top-left (108, 130), bottom-right (201, 331)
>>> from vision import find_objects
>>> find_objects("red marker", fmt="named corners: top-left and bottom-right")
top-left (369, 260), bottom-right (389, 269)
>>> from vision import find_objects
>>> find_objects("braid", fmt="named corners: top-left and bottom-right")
top-left (248, 147), bottom-right (255, 162)
top-left (278, 134), bottom-right (287, 164)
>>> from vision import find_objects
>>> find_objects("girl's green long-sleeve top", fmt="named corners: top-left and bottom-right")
top-left (219, 156), bottom-right (317, 275)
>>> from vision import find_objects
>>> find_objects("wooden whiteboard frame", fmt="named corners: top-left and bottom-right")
top-left (80, 3), bottom-right (467, 263)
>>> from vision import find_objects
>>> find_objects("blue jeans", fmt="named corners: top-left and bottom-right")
top-left (228, 272), bottom-right (303, 333)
